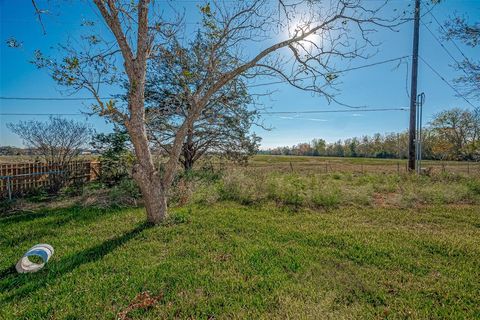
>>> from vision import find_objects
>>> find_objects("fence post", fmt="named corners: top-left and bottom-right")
top-left (397, 162), bottom-right (400, 175)
top-left (467, 162), bottom-right (470, 175)
top-left (88, 160), bottom-right (99, 181)
top-left (7, 176), bottom-right (12, 201)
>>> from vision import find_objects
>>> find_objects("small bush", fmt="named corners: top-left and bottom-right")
top-left (61, 179), bottom-right (85, 197)
top-left (108, 178), bottom-right (141, 207)
top-left (0, 199), bottom-right (16, 215)
top-left (311, 190), bottom-right (341, 210)
top-left (217, 170), bottom-right (258, 205)
top-left (169, 167), bottom-right (223, 206)
top-left (196, 163), bottom-right (222, 182)
top-left (164, 211), bottom-right (190, 225)
top-left (332, 173), bottom-right (342, 180)
top-left (436, 172), bottom-right (464, 182)
top-left (84, 181), bottom-right (105, 191)
top-left (278, 187), bottom-right (304, 208)
top-left (91, 130), bottom-right (134, 187)
top-left (27, 187), bottom-right (50, 202)
top-left (344, 185), bottom-right (373, 207)
top-left (467, 179), bottom-right (480, 195)
top-left (190, 183), bottom-right (219, 205)
top-left (264, 174), bottom-right (306, 208)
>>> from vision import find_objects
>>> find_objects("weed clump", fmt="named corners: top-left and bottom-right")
top-left (311, 190), bottom-right (341, 210)
top-left (467, 179), bottom-right (480, 195)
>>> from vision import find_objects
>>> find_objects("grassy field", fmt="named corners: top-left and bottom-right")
top-left (1, 203), bottom-right (479, 319)
top-left (1, 156), bottom-right (480, 319)
top-left (250, 154), bottom-right (478, 165)
top-left (246, 155), bottom-right (479, 176)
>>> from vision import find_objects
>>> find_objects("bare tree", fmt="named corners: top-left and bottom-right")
top-left (7, 117), bottom-right (92, 164)
top-left (33, 0), bottom-right (400, 224)
top-left (7, 117), bottom-right (92, 190)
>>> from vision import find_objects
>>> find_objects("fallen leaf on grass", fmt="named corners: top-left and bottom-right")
top-left (117, 291), bottom-right (163, 320)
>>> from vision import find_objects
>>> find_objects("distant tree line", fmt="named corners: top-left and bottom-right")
top-left (261, 107), bottom-right (480, 161)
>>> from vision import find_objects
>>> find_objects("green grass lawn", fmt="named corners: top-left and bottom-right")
top-left (1, 203), bottom-right (479, 319)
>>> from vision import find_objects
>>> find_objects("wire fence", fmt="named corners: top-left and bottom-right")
top-left (1, 158), bottom-right (478, 200)
top-left (0, 161), bottom-right (101, 200)
top-left (241, 160), bottom-right (480, 176)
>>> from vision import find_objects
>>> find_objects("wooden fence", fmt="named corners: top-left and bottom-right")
top-left (0, 161), bottom-right (101, 200)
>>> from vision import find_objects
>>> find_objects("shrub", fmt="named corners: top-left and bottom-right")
top-left (169, 166), bottom-right (223, 206)
top-left (266, 174), bottom-right (281, 201)
top-left (272, 174), bottom-right (306, 208)
top-left (311, 190), bottom-right (341, 210)
top-left (0, 199), bottom-right (15, 216)
top-left (27, 187), bottom-right (50, 202)
top-left (467, 179), bottom-right (480, 195)
top-left (91, 129), bottom-right (134, 187)
top-left (190, 183), bottom-right (219, 205)
top-left (164, 211), bottom-right (190, 225)
top-left (343, 185), bottom-right (373, 207)
top-left (217, 170), bottom-right (258, 205)
top-left (278, 187), bottom-right (304, 208)
top-left (372, 175), bottom-right (399, 193)
top-left (61, 178), bottom-right (85, 197)
top-left (108, 178), bottom-right (141, 207)
top-left (195, 163), bottom-right (222, 182)
top-left (332, 173), bottom-right (342, 180)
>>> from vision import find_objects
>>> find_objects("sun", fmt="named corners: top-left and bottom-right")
top-left (286, 20), bottom-right (322, 50)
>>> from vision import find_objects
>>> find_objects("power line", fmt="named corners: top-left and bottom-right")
top-left (258, 108), bottom-right (408, 115)
top-left (0, 107), bottom-right (407, 117)
top-left (248, 56), bottom-right (409, 88)
top-left (429, 12), bottom-right (471, 63)
top-left (421, 20), bottom-right (469, 77)
top-left (0, 56), bottom-right (410, 102)
top-left (419, 55), bottom-right (477, 108)
top-left (0, 96), bottom-right (106, 101)
top-left (420, 0), bottom-right (440, 19)
top-left (0, 113), bottom-right (86, 116)
top-left (1, 18), bottom-right (202, 26)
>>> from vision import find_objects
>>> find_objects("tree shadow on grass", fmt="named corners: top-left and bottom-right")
top-left (0, 222), bottom-right (151, 303)
top-left (0, 206), bottom-right (131, 248)
top-left (0, 205), bottom-right (130, 227)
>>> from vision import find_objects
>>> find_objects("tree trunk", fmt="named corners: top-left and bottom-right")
top-left (136, 175), bottom-right (167, 224)
top-left (182, 129), bottom-right (195, 172)
top-left (127, 100), bottom-right (167, 224)
top-left (183, 156), bottom-right (194, 172)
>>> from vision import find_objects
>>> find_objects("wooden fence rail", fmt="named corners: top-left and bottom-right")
top-left (0, 161), bottom-right (100, 200)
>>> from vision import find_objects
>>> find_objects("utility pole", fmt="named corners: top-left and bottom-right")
top-left (416, 92), bottom-right (425, 174)
top-left (408, 0), bottom-right (421, 171)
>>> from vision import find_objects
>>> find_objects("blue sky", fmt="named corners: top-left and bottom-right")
top-left (1, 0), bottom-right (479, 149)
